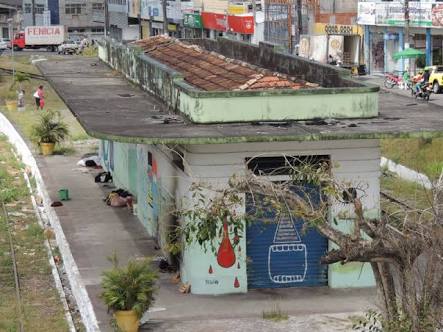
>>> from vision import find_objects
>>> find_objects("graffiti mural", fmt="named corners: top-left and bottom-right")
top-left (204, 221), bottom-right (242, 289)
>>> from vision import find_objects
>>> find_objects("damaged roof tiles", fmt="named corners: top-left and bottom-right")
top-left (133, 36), bottom-right (319, 92)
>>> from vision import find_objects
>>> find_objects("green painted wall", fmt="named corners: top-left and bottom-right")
top-left (113, 142), bottom-right (130, 190)
top-left (328, 217), bottom-right (376, 288)
top-left (179, 91), bottom-right (378, 123)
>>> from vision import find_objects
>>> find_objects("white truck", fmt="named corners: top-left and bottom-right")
top-left (12, 25), bottom-right (66, 52)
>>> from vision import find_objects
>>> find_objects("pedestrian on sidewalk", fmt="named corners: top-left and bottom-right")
top-left (33, 85), bottom-right (44, 111)
top-left (402, 70), bottom-right (411, 90)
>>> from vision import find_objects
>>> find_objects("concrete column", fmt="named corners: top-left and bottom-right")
top-left (398, 29), bottom-right (404, 72)
top-left (426, 28), bottom-right (432, 66)
top-left (364, 25), bottom-right (371, 74)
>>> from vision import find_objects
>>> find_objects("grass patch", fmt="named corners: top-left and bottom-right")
top-left (381, 172), bottom-right (432, 211)
top-left (262, 304), bottom-right (289, 322)
top-left (81, 46), bottom-right (98, 57)
top-left (381, 171), bottom-right (433, 224)
top-left (381, 138), bottom-right (443, 179)
top-left (0, 55), bottom-right (89, 145)
top-left (0, 137), bottom-right (69, 331)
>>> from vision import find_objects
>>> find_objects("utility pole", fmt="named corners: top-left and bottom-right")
top-left (162, 0), bottom-right (167, 35)
top-left (104, 0), bottom-right (109, 37)
top-left (31, 0), bottom-right (36, 25)
top-left (404, 0), bottom-right (410, 48)
top-left (296, 0), bottom-right (302, 47)
top-left (138, 0), bottom-right (143, 38)
top-left (287, 0), bottom-right (292, 53)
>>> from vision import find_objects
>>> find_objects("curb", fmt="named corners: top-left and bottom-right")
top-left (0, 112), bottom-right (100, 332)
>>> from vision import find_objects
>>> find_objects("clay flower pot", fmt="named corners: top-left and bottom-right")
top-left (5, 100), bottom-right (17, 111)
top-left (114, 310), bottom-right (139, 332)
top-left (40, 142), bottom-right (55, 156)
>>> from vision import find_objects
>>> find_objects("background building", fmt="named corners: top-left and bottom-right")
top-left (0, 0), bottom-right (21, 39)
top-left (298, 0), bottom-right (363, 70)
top-left (358, 0), bottom-right (443, 74)
top-left (22, 0), bottom-right (48, 26)
top-left (58, 0), bottom-right (105, 39)
top-left (107, 0), bottom-right (133, 41)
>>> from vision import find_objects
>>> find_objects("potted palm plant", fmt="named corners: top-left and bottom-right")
top-left (101, 255), bottom-right (158, 332)
top-left (5, 88), bottom-right (17, 111)
top-left (31, 110), bottom-right (69, 156)
top-left (5, 73), bottom-right (30, 111)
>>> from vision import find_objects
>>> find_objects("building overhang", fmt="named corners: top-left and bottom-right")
top-left (37, 57), bottom-right (443, 145)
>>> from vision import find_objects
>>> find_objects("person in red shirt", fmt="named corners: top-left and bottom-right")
top-left (33, 85), bottom-right (44, 110)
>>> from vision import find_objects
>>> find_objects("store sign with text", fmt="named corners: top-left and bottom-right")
top-left (202, 12), bottom-right (254, 34)
top-left (228, 15), bottom-right (254, 34)
top-left (202, 12), bottom-right (227, 31)
top-left (138, 0), bottom-right (194, 21)
top-left (358, 1), bottom-right (443, 28)
top-left (324, 24), bottom-right (355, 35)
top-left (184, 13), bottom-right (203, 29)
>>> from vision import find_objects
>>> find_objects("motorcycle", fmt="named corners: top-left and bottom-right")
top-left (384, 72), bottom-right (403, 89)
top-left (411, 82), bottom-right (432, 101)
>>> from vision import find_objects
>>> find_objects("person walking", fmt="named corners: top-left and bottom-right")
top-left (33, 85), bottom-right (44, 111)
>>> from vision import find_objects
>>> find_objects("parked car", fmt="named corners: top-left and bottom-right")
top-left (426, 65), bottom-right (443, 94)
top-left (58, 40), bottom-right (80, 55)
top-left (0, 38), bottom-right (10, 50)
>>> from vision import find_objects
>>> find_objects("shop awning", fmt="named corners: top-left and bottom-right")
top-left (393, 48), bottom-right (425, 61)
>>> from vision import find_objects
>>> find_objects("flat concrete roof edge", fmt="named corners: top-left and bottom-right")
top-left (84, 129), bottom-right (443, 145)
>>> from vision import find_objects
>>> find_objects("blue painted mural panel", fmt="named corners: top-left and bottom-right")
top-left (246, 185), bottom-right (328, 289)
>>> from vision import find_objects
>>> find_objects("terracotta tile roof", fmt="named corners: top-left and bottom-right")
top-left (133, 36), bottom-right (318, 92)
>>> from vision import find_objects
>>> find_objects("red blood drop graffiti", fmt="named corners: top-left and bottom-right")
top-left (234, 277), bottom-right (240, 288)
top-left (217, 222), bottom-right (236, 268)
top-left (209, 265), bottom-right (213, 274)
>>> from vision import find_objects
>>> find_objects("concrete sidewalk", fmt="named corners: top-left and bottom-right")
top-left (37, 145), bottom-right (376, 331)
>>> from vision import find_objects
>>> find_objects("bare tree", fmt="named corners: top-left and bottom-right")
top-left (176, 159), bottom-right (443, 331)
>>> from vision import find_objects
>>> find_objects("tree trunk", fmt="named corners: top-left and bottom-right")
top-left (371, 262), bottom-right (399, 321)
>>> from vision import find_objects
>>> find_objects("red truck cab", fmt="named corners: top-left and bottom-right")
top-left (12, 32), bottom-right (25, 50)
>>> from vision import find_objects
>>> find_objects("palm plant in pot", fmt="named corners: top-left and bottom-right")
top-left (31, 110), bottom-right (69, 156)
top-left (101, 255), bottom-right (158, 332)
top-left (5, 73), bottom-right (30, 111)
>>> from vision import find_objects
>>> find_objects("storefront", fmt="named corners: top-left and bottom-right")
top-left (183, 13), bottom-right (204, 38)
top-left (201, 12), bottom-right (254, 41)
top-left (358, 1), bottom-right (443, 74)
top-left (299, 23), bottom-right (363, 69)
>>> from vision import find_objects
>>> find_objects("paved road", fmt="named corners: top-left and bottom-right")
top-left (142, 312), bottom-right (360, 332)
top-left (358, 75), bottom-right (443, 107)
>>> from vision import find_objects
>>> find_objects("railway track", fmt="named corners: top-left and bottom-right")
top-left (0, 202), bottom-right (25, 332)
top-left (0, 67), bottom-right (46, 80)
top-left (380, 191), bottom-right (415, 211)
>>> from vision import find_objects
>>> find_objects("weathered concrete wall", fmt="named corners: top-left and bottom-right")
top-left (101, 39), bottom-right (181, 111)
top-left (179, 89), bottom-right (378, 123)
top-left (99, 139), bottom-right (183, 257)
top-left (98, 38), bottom-right (379, 123)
